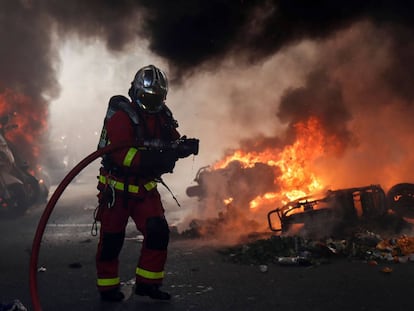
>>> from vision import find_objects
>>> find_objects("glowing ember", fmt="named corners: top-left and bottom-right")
top-left (213, 117), bottom-right (333, 209)
top-left (224, 197), bottom-right (234, 205)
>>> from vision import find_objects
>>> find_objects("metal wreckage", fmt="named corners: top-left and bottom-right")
top-left (184, 163), bottom-right (414, 265)
top-left (186, 164), bottom-right (414, 236)
top-left (267, 183), bottom-right (414, 235)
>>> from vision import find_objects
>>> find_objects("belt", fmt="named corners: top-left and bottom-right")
top-left (99, 175), bottom-right (157, 194)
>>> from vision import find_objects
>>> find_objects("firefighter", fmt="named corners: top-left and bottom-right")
top-left (95, 65), bottom-right (199, 302)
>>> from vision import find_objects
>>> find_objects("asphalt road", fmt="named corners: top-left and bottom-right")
top-left (2, 182), bottom-right (414, 311)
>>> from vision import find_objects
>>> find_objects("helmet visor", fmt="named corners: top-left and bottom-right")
top-left (139, 92), bottom-right (164, 113)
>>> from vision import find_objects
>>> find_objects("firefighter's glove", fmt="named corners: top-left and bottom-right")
top-left (158, 149), bottom-right (178, 174)
top-left (140, 149), bottom-right (177, 176)
top-left (175, 136), bottom-right (199, 158)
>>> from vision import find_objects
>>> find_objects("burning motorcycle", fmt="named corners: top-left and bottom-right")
top-left (0, 114), bottom-right (48, 217)
top-left (267, 183), bottom-right (414, 236)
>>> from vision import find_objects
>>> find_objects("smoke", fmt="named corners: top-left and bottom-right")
top-left (294, 22), bottom-right (414, 191)
top-left (2, 1), bottom-right (414, 238)
top-left (1, 1), bottom-right (413, 136)
top-left (3, 1), bottom-right (414, 98)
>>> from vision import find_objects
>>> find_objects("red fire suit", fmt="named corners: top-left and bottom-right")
top-left (95, 98), bottom-right (180, 293)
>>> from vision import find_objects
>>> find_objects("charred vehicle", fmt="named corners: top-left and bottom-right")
top-left (267, 183), bottom-right (414, 236)
top-left (0, 114), bottom-right (48, 217)
top-left (186, 163), bottom-right (414, 237)
top-left (186, 161), bottom-right (277, 209)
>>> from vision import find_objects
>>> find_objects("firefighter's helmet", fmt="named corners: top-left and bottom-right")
top-left (128, 65), bottom-right (168, 113)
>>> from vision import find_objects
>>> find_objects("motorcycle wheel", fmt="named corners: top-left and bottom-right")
top-left (4, 183), bottom-right (28, 217)
top-left (186, 185), bottom-right (203, 198)
top-left (23, 173), bottom-right (42, 204)
top-left (387, 183), bottom-right (414, 218)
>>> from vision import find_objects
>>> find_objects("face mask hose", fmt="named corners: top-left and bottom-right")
top-left (29, 142), bottom-right (135, 311)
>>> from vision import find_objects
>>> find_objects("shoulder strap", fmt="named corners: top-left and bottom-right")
top-left (107, 95), bottom-right (140, 126)
top-left (97, 95), bottom-right (142, 151)
top-left (161, 104), bottom-right (179, 129)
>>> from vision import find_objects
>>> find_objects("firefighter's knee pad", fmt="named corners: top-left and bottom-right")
top-left (99, 231), bottom-right (125, 261)
top-left (145, 217), bottom-right (170, 250)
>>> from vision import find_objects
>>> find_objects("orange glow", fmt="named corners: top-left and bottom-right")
top-left (213, 117), bottom-right (335, 210)
top-left (0, 90), bottom-right (47, 161)
top-left (223, 197), bottom-right (234, 205)
top-left (249, 192), bottom-right (278, 209)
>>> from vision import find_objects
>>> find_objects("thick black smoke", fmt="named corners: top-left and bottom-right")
top-left (43, 0), bottom-right (414, 76)
top-left (2, 0), bottom-right (414, 94)
top-left (1, 0), bottom-right (414, 160)
top-left (277, 69), bottom-right (353, 150)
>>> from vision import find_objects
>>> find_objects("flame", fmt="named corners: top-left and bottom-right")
top-left (214, 117), bottom-right (333, 209)
top-left (223, 197), bottom-right (234, 205)
top-left (249, 192), bottom-right (278, 209)
top-left (0, 90), bottom-right (47, 161)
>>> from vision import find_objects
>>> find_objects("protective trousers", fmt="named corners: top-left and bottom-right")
top-left (95, 187), bottom-right (170, 292)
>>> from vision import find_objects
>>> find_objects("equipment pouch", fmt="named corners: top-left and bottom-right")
top-left (105, 185), bottom-right (116, 208)
top-left (99, 184), bottom-right (116, 209)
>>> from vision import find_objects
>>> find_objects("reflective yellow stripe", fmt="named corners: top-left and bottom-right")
top-left (144, 181), bottom-right (157, 191)
top-left (99, 175), bottom-right (139, 193)
top-left (123, 147), bottom-right (138, 167)
top-left (97, 277), bottom-right (120, 287)
top-left (136, 267), bottom-right (164, 280)
top-left (99, 176), bottom-right (157, 194)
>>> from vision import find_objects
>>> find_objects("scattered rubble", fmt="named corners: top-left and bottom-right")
top-left (218, 232), bottom-right (414, 266)
top-left (175, 204), bottom-right (263, 240)
top-left (0, 300), bottom-right (27, 311)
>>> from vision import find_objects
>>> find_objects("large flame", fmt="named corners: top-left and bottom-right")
top-left (213, 117), bottom-right (333, 209)
top-left (0, 90), bottom-right (47, 166)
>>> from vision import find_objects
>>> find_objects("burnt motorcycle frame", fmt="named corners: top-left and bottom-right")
top-left (267, 185), bottom-right (390, 233)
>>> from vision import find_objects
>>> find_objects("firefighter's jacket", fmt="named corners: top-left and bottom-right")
top-left (98, 96), bottom-right (181, 193)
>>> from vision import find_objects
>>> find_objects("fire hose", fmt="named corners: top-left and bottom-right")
top-left (29, 142), bottom-right (134, 311)
top-left (29, 137), bottom-right (198, 311)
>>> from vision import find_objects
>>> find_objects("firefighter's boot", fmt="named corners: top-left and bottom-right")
top-left (100, 288), bottom-right (125, 302)
top-left (135, 283), bottom-right (171, 300)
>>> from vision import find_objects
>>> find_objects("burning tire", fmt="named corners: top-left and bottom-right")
top-left (186, 185), bottom-right (203, 198)
top-left (22, 173), bottom-right (42, 204)
top-left (387, 183), bottom-right (414, 218)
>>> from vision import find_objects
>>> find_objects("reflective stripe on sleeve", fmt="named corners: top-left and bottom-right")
top-left (123, 147), bottom-right (138, 167)
top-left (136, 267), bottom-right (164, 280)
top-left (97, 277), bottom-right (120, 287)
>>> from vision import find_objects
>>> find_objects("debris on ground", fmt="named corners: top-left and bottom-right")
top-left (218, 231), bottom-right (414, 266)
top-left (0, 300), bottom-right (27, 311)
top-left (177, 206), bottom-right (262, 240)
